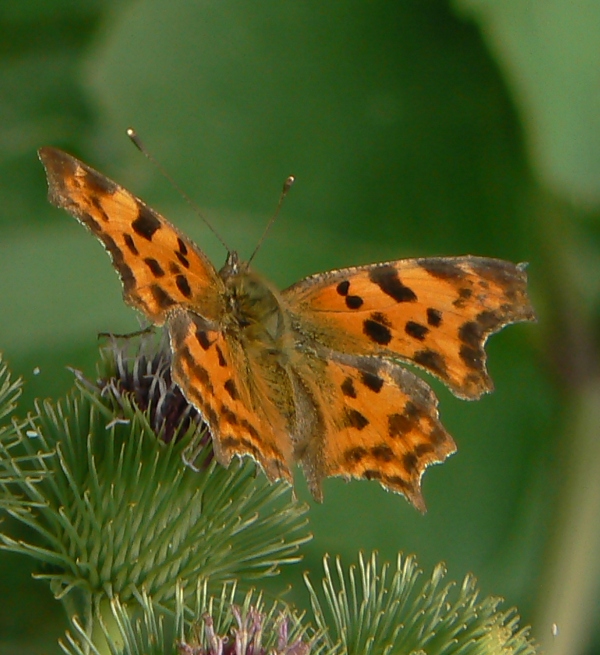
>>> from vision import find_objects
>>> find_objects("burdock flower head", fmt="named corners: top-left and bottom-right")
top-left (88, 331), bottom-right (212, 465)
top-left (178, 604), bottom-right (310, 655)
top-left (59, 583), bottom-right (315, 655)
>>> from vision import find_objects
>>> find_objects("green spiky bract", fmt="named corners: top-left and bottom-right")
top-left (305, 552), bottom-right (538, 655)
top-left (0, 352), bottom-right (310, 636)
top-left (0, 355), bottom-right (53, 511)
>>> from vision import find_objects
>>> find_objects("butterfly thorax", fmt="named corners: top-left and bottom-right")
top-left (218, 252), bottom-right (290, 353)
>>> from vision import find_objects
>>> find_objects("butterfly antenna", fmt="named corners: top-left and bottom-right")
top-left (246, 175), bottom-right (295, 267)
top-left (127, 128), bottom-right (230, 252)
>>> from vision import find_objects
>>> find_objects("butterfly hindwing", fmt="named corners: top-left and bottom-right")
top-left (292, 352), bottom-right (456, 511)
top-left (39, 147), bottom-right (224, 325)
top-left (168, 310), bottom-right (295, 483)
top-left (284, 256), bottom-right (536, 399)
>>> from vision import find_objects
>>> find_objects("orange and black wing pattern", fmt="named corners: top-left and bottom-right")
top-left (284, 256), bottom-right (536, 399)
top-left (39, 147), bottom-right (224, 325)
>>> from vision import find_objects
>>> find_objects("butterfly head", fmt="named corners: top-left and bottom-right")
top-left (219, 250), bottom-right (243, 279)
top-left (219, 250), bottom-right (263, 294)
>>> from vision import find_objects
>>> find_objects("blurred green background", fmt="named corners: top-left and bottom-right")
top-left (1, 1), bottom-right (599, 653)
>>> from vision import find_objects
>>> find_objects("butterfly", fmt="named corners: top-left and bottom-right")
top-left (38, 146), bottom-right (535, 511)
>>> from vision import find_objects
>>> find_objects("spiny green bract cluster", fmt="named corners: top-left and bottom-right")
top-left (0, 347), bottom-right (538, 655)
top-left (0, 341), bottom-right (310, 612)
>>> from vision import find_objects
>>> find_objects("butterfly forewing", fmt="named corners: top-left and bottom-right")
top-left (39, 147), bottom-right (224, 325)
top-left (284, 256), bottom-right (535, 399)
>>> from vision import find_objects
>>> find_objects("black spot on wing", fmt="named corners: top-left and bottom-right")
top-left (179, 345), bottom-right (213, 394)
top-left (220, 405), bottom-right (239, 425)
top-left (224, 379), bottom-right (240, 401)
top-left (413, 348), bottom-right (448, 379)
top-left (117, 264), bottom-right (136, 293)
top-left (371, 444), bottom-right (394, 462)
top-left (453, 287), bottom-right (473, 308)
top-left (341, 377), bottom-right (357, 398)
top-left (240, 438), bottom-right (263, 461)
top-left (177, 237), bottom-right (188, 256)
top-left (363, 319), bottom-right (392, 345)
top-left (404, 401), bottom-right (420, 418)
top-left (90, 196), bottom-right (111, 222)
top-left (236, 437), bottom-right (266, 461)
top-left (372, 311), bottom-right (391, 326)
top-left (405, 321), bottom-right (429, 341)
top-left (175, 237), bottom-right (190, 268)
top-left (346, 295), bottom-right (364, 309)
top-left (221, 435), bottom-right (241, 450)
top-left (388, 412), bottom-right (411, 438)
top-left (386, 475), bottom-right (410, 491)
top-left (216, 345), bottom-right (227, 367)
top-left (203, 404), bottom-right (218, 428)
top-left (144, 258), bottom-right (165, 277)
top-left (176, 251), bottom-right (190, 268)
top-left (336, 280), bottom-right (350, 296)
top-left (150, 284), bottom-right (176, 310)
top-left (123, 234), bottom-right (139, 256)
top-left (132, 205), bottom-right (161, 240)
top-left (369, 265), bottom-right (417, 302)
top-left (343, 408), bottom-right (369, 430)
top-left (361, 371), bottom-right (384, 393)
top-left (176, 274), bottom-right (192, 298)
top-left (195, 329), bottom-right (211, 350)
top-left (345, 446), bottom-right (367, 464)
top-left (363, 312), bottom-right (393, 345)
top-left (101, 233), bottom-right (136, 291)
top-left (240, 419), bottom-right (260, 440)
top-left (388, 402), bottom-right (421, 438)
top-left (426, 308), bottom-right (442, 327)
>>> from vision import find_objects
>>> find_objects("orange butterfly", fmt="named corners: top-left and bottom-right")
top-left (39, 147), bottom-right (535, 511)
